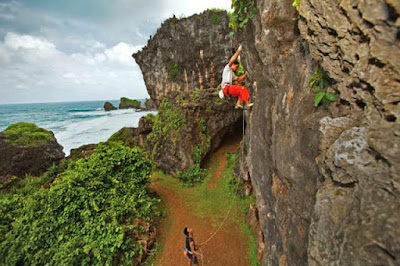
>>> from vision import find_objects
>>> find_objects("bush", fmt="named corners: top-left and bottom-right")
top-left (145, 113), bottom-right (157, 123)
top-left (2, 122), bottom-right (55, 147)
top-left (0, 143), bottom-right (158, 265)
top-left (178, 164), bottom-right (206, 187)
top-left (210, 13), bottom-right (222, 24)
top-left (108, 128), bottom-right (136, 147)
top-left (229, 0), bottom-right (258, 33)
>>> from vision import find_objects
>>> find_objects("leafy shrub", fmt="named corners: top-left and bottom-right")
top-left (235, 60), bottom-right (246, 76)
top-left (147, 99), bottom-right (186, 159)
top-left (108, 128), bottom-right (136, 147)
top-left (292, 0), bottom-right (300, 10)
top-left (3, 122), bottom-right (55, 147)
top-left (229, 0), bottom-right (258, 33)
top-left (169, 62), bottom-right (179, 82)
top-left (178, 164), bottom-right (206, 187)
top-left (145, 113), bottom-right (157, 123)
top-left (0, 143), bottom-right (158, 265)
top-left (308, 66), bottom-right (337, 108)
top-left (209, 8), bottom-right (226, 13)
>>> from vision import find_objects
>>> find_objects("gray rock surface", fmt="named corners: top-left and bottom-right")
top-left (133, 10), bottom-right (233, 106)
top-left (133, 10), bottom-right (242, 175)
top-left (235, 0), bottom-right (399, 265)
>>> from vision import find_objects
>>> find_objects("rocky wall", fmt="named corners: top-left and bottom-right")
top-left (237, 0), bottom-right (399, 265)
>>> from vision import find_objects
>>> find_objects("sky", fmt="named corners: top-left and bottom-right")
top-left (0, 0), bottom-right (232, 104)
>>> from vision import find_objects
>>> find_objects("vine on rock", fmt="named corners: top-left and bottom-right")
top-left (229, 0), bottom-right (258, 34)
top-left (308, 66), bottom-right (337, 109)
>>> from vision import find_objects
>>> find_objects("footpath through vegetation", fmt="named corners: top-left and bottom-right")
top-left (147, 134), bottom-right (258, 266)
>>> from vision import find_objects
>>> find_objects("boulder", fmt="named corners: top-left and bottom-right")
top-left (104, 101), bottom-right (117, 111)
top-left (119, 97), bottom-right (142, 109)
top-left (69, 143), bottom-right (97, 160)
top-left (0, 122), bottom-right (64, 183)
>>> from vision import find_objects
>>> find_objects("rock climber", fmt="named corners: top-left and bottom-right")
top-left (218, 44), bottom-right (254, 109)
top-left (183, 227), bottom-right (202, 265)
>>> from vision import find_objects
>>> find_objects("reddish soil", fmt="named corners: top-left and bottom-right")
top-left (149, 133), bottom-right (247, 266)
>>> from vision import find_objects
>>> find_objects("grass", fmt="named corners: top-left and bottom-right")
top-left (2, 122), bottom-right (55, 147)
top-left (150, 150), bottom-right (258, 265)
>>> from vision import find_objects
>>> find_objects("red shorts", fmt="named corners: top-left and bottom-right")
top-left (223, 85), bottom-right (250, 102)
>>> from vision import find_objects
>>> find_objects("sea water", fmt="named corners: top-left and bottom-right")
top-left (0, 100), bottom-right (157, 156)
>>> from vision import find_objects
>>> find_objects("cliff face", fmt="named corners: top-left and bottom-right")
top-left (237, 0), bottom-right (400, 265)
top-left (133, 10), bottom-right (242, 175)
top-left (133, 10), bottom-right (233, 106)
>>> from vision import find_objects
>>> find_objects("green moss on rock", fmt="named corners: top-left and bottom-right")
top-left (2, 122), bottom-right (55, 147)
top-left (119, 97), bottom-right (141, 109)
top-left (108, 127), bottom-right (138, 147)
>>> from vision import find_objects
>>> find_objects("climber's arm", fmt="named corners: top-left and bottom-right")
top-left (234, 72), bottom-right (248, 84)
top-left (228, 44), bottom-right (242, 67)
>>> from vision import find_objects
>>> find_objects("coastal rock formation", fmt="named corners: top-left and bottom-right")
top-left (119, 97), bottom-right (142, 109)
top-left (108, 115), bottom-right (154, 148)
top-left (133, 10), bottom-right (233, 107)
top-left (0, 123), bottom-right (64, 183)
top-left (234, 0), bottom-right (400, 265)
top-left (104, 101), bottom-right (117, 111)
top-left (69, 143), bottom-right (97, 160)
top-left (145, 98), bottom-right (157, 110)
top-left (133, 10), bottom-right (242, 175)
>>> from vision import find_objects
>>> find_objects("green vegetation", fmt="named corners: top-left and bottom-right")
top-left (178, 117), bottom-right (210, 187)
top-left (209, 8), bottom-right (226, 13)
top-left (169, 62), bottom-right (179, 82)
top-left (3, 122), bottom-right (55, 147)
top-left (0, 143), bottom-right (159, 265)
top-left (308, 66), bottom-right (337, 108)
top-left (108, 128), bottom-right (137, 147)
top-left (236, 60), bottom-right (246, 77)
top-left (292, 0), bottom-right (300, 10)
top-left (145, 113), bottom-right (157, 123)
top-left (147, 98), bottom-right (186, 160)
top-left (152, 150), bottom-right (258, 265)
top-left (120, 97), bottom-right (141, 107)
top-left (229, 0), bottom-right (258, 33)
top-left (210, 13), bottom-right (223, 24)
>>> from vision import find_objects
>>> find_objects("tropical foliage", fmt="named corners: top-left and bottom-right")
top-left (308, 66), bottom-right (337, 108)
top-left (3, 122), bottom-right (55, 147)
top-left (0, 143), bottom-right (158, 265)
top-left (229, 0), bottom-right (258, 33)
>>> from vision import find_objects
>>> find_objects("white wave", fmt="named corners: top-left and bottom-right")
top-left (53, 109), bottom-right (157, 156)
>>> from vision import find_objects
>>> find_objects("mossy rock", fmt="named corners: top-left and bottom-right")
top-left (2, 122), bottom-right (55, 147)
top-left (108, 127), bottom-right (138, 147)
top-left (119, 97), bottom-right (141, 109)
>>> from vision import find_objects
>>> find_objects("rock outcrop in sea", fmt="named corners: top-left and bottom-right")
top-left (104, 101), bottom-right (117, 111)
top-left (119, 97), bottom-right (141, 109)
top-left (0, 122), bottom-right (64, 183)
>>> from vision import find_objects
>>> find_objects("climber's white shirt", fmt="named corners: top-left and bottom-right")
top-left (221, 64), bottom-right (237, 88)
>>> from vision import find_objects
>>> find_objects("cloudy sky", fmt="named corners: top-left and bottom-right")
top-left (0, 0), bottom-right (231, 104)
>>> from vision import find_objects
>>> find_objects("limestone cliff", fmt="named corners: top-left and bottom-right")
top-left (236, 0), bottom-right (400, 265)
top-left (133, 10), bottom-right (242, 174)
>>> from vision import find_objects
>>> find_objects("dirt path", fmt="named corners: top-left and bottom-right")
top-left (149, 134), bottom-right (248, 266)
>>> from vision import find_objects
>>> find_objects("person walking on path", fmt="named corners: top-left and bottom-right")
top-left (218, 44), bottom-right (254, 109)
top-left (183, 227), bottom-right (202, 265)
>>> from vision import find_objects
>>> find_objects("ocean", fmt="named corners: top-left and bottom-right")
top-left (0, 100), bottom-right (157, 156)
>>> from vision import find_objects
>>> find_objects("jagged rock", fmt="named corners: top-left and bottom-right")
top-left (133, 10), bottom-right (242, 175)
top-left (119, 97), bottom-right (142, 109)
top-left (104, 101), bottom-right (117, 111)
top-left (108, 116), bottom-right (154, 148)
top-left (0, 123), bottom-right (64, 183)
top-left (133, 10), bottom-right (233, 106)
top-left (235, 0), bottom-right (400, 265)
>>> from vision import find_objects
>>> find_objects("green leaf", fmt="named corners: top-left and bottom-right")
top-left (325, 92), bottom-right (337, 101)
top-left (322, 98), bottom-right (330, 109)
top-left (312, 87), bottom-right (320, 93)
top-left (314, 91), bottom-right (325, 107)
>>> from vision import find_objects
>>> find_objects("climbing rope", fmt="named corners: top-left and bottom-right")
top-left (197, 108), bottom-right (246, 265)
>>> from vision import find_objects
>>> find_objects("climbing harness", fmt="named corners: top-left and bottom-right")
top-left (197, 109), bottom-right (246, 265)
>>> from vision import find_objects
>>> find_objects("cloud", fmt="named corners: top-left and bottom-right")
top-left (0, 0), bottom-right (232, 104)
top-left (0, 32), bottom-right (147, 103)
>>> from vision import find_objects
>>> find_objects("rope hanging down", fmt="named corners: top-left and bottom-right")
top-left (198, 109), bottom-right (246, 249)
